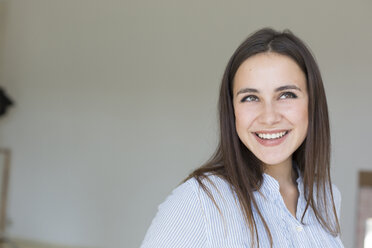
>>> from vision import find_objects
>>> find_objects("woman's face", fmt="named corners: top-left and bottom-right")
top-left (233, 52), bottom-right (308, 167)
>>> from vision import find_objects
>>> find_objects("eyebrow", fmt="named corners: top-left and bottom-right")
top-left (236, 85), bottom-right (302, 96)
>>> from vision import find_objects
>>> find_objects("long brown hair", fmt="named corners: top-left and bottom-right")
top-left (185, 28), bottom-right (340, 247)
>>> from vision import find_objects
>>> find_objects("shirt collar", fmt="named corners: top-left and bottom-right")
top-left (260, 161), bottom-right (303, 199)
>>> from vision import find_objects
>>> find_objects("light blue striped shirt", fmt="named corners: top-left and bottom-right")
top-left (141, 171), bottom-right (344, 247)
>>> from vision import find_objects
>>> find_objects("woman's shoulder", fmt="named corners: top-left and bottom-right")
top-left (161, 174), bottom-right (229, 198)
top-left (141, 174), bottom-right (237, 247)
top-left (331, 183), bottom-right (342, 216)
top-left (151, 174), bottom-right (233, 213)
top-left (331, 183), bottom-right (341, 202)
top-left (161, 173), bottom-right (241, 222)
top-left (307, 181), bottom-right (342, 219)
top-left (141, 178), bottom-right (208, 247)
top-left (185, 173), bottom-right (237, 201)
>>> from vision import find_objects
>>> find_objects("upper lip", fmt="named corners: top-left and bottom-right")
top-left (254, 129), bottom-right (289, 134)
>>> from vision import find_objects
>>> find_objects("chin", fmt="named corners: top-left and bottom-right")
top-left (255, 154), bottom-right (292, 167)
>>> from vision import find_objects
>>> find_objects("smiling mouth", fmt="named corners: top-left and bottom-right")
top-left (254, 131), bottom-right (290, 140)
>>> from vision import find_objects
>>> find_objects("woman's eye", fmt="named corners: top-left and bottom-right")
top-left (241, 95), bottom-right (259, 102)
top-left (279, 92), bottom-right (297, 99)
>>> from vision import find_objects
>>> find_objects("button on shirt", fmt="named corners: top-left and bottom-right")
top-left (141, 172), bottom-right (344, 248)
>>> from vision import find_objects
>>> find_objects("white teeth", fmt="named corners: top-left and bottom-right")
top-left (257, 131), bottom-right (287, 140)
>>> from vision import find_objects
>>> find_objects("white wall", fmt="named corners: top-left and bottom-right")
top-left (0, 0), bottom-right (371, 247)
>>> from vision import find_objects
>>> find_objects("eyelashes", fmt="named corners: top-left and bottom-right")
top-left (279, 92), bottom-right (298, 99)
top-left (241, 95), bottom-right (259, 102)
top-left (240, 92), bottom-right (298, 102)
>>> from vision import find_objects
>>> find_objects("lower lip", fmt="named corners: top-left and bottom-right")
top-left (253, 131), bottom-right (290, 147)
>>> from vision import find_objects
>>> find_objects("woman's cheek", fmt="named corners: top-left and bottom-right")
top-left (236, 106), bottom-right (257, 123)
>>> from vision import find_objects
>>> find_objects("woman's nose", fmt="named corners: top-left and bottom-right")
top-left (258, 102), bottom-right (281, 126)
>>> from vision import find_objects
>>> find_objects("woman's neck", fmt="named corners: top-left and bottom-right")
top-left (263, 158), bottom-right (298, 187)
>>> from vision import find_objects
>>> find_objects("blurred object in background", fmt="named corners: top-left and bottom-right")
top-left (356, 171), bottom-right (372, 248)
top-left (0, 87), bottom-right (13, 117)
top-left (365, 218), bottom-right (372, 248)
top-left (0, 87), bottom-right (16, 248)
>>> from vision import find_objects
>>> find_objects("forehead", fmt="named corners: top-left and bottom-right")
top-left (233, 52), bottom-right (307, 93)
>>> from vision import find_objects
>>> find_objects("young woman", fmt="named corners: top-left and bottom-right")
top-left (141, 28), bottom-right (344, 248)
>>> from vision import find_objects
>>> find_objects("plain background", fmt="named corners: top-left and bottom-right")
top-left (0, 0), bottom-right (371, 247)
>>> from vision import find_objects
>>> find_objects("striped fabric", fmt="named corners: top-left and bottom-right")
top-left (141, 170), bottom-right (344, 248)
